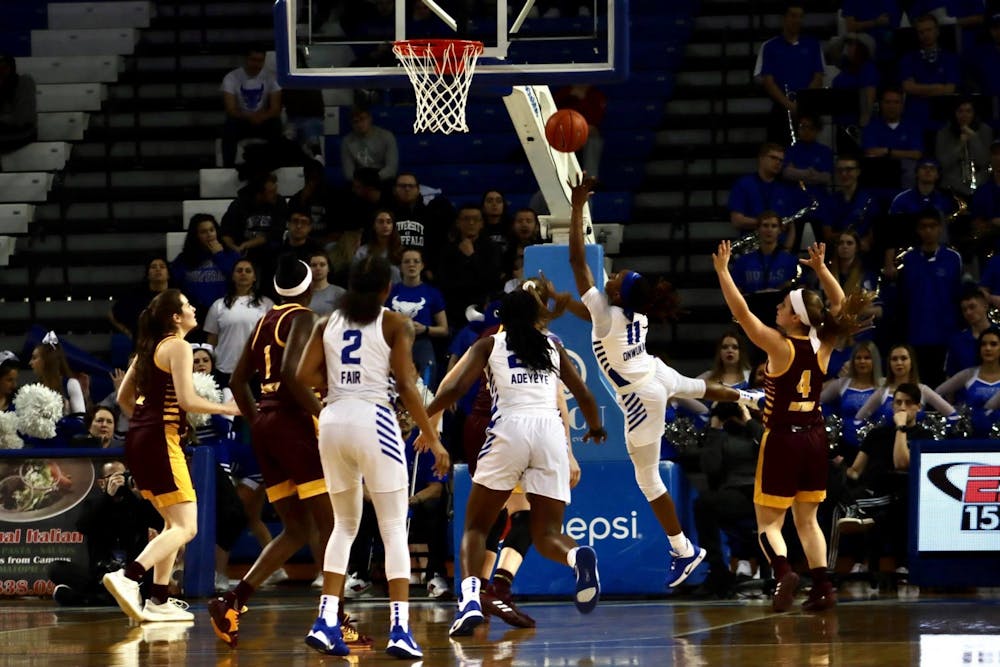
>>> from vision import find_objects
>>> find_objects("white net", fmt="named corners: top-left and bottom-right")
top-left (392, 40), bottom-right (484, 134)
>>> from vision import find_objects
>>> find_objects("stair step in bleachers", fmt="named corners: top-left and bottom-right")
top-left (25, 232), bottom-right (165, 257)
top-left (48, 2), bottom-right (154, 30)
top-left (31, 28), bottom-right (139, 57)
top-left (38, 112), bottom-right (90, 141)
top-left (17, 55), bottom-right (123, 84)
top-left (0, 237), bottom-right (16, 266)
top-left (363, 104), bottom-right (511, 136)
top-left (63, 169), bottom-right (198, 190)
top-left (36, 83), bottom-right (106, 112)
top-left (0, 205), bottom-right (36, 235)
top-left (182, 199), bottom-right (232, 226)
top-left (392, 133), bottom-right (523, 165)
top-left (415, 164), bottom-right (535, 196)
top-left (1, 142), bottom-right (72, 172)
top-left (198, 167), bottom-right (304, 199)
top-left (139, 27), bottom-right (273, 48)
top-left (166, 231), bottom-right (185, 261)
top-left (0, 174), bottom-right (54, 203)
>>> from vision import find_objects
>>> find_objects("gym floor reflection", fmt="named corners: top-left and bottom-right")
top-left (2, 592), bottom-right (999, 666)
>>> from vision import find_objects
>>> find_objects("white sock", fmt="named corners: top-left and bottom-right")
top-left (737, 388), bottom-right (762, 407)
top-left (566, 546), bottom-right (579, 568)
top-left (318, 594), bottom-right (340, 625)
top-left (390, 600), bottom-right (409, 631)
top-left (460, 576), bottom-right (480, 604)
top-left (668, 533), bottom-right (693, 557)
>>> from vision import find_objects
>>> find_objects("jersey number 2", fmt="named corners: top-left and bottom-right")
top-left (341, 330), bottom-right (362, 364)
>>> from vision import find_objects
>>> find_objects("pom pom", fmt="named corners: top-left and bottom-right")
top-left (662, 415), bottom-right (700, 452)
top-left (188, 372), bottom-right (223, 428)
top-left (855, 419), bottom-right (876, 445)
top-left (14, 384), bottom-right (65, 439)
top-left (949, 406), bottom-right (973, 440)
top-left (0, 412), bottom-right (23, 449)
top-left (921, 413), bottom-right (948, 440)
top-left (824, 414), bottom-right (843, 451)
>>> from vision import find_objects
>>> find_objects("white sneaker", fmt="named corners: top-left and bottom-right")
top-left (344, 572), bottom-right (371, 598)
top-left (262, 568), bottom-right (289, 587)
top-left (427, 575), bottom-right (450, 599)
top-left (103, 569), bottom-right (145, 623)
top-left (142, 597), bottom-right (195, 622)
top-left (735, 560), bottom-right (752, 578)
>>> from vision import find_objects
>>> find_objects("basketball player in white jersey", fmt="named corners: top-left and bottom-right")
top-left (418, 288), bottom-right (607, 637)
top-left (296, 255), bottom-right (450, 659)
top-left (568, 174), bottom-right (764, 588)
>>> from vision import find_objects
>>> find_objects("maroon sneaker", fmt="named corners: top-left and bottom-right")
top-left (802, 581), bottom-right (837, 612)
top-left (481, 583), bottom-right (536, 628)
top-left (771, 571), bottom-right (800, 613)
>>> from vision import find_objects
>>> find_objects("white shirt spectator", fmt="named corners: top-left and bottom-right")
top-left (221, 67), bottom-right (281, 114)
top-left (203, 295), bottom-right (274, 373)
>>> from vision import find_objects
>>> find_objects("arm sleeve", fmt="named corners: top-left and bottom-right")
top-left (580, 286), bottom-right (613, 339)
top-left (935, 368), bottom-right (973, 400)
top-left (855, 386), bottom-right (884, 421)
top-left (66, 377), bottom-right (86, 415)
top-left (919, 383), bottom-right (957, 415)
top-left (820, 377), bottom-right (846, 404)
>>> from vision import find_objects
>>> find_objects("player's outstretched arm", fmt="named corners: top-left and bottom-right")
top-left (568, 173), bottom-right (598, 298)
top-left (801, 242), bottom-right (844, 316)
top-left (713, 241), bottom-right (788, 362)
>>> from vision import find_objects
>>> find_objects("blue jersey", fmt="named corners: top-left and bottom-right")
top-left (732, 248), bottom-right (799, 294)
top-left (956, 369), bottom-right (1000, 437)
top-left (898, 49), bottom-right (960, 130)
top-left (946, 328), bottom-right (980, 377)
top-left (387, 282), bottom-right (446, 328)
top-left (728, 174), bottom-right (802, 219)
top-left (900, 246), bottom-right (963, 346)
top-left (862, 117), bottom-right (924, 154)
top-left (754, 34), bottom-right (825, 93)
top-left (824, 189), bottom-right (878, 237)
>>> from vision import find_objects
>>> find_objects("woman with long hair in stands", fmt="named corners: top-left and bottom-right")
top-left (29, 332), bottom-right (85, 417)
top-left (103, 289), bottom-right (238, 624)
top-left (854, 343), bottom-right (955, 427)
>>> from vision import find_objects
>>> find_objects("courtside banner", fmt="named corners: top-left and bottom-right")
top-left (917, 450), bottom-right (1000, 552)
top-left (0, 458), bottom-right (93, 597)
top-left (524, 244), bottom-right (627, 462)
top-left (454, 460), bottom-right (693, 594)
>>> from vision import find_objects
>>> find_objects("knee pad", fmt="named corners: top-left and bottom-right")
top-left (485, 508), bottom-right (509, 553)
top-left (633, 462), bottom-right (667, 502)
top-left (504, 510), bottom-right (533, 557)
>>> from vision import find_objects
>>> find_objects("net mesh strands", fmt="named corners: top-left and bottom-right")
top-left (392, 39), bottom-right (484, 134)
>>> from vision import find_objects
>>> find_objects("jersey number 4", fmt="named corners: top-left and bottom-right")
top-left (790, 370), bottom-right (815, 412)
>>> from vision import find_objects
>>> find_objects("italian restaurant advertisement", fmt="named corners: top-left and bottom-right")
top-left (0, 458), bottom-right (94, 597)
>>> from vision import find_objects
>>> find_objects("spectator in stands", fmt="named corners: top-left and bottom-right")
top-left (221, 171), bottom-right (288, 288)
top-left (170, 214), bottom-right (241, 334)
top-left (821, 341), bottom-right (881, 460)
top-left (729, 143), bottom-right (801, 232)
top-left (340, 106), bottom-right (398, 184)
top-left (282, 87), bottom-right (325, 161)
top-left (391, 171), bottom-right (454, 276)
top-left (220, 47), bottom-right (283, 167)
top-left (0, 54), bottom-right (36, 155)
top-left (553, 84), bottom-right (607, 178)
top-left (338, 166), bottom-right (385, 237)
top-left (862, 87), bottom-right (924, 186)
top-left (504, 208), bottom-right (543, 281)
top-left (76, 405), bottom-right (116, 448)
top-left (436, 205), bottom-right (505, 328)
top-left (855, 343), bottom-right (956, 425)
top-left (731, 211), bottom-right (799, 328)
top-left (844, 383), bottom-right (930, 589)
top-left (970, 12), bottom-right (1000, 100)
top-left (782, 112), bottom-right (834, 199)
top-left (697, 331), bottom-right (752, 390)
top-left (935, 97), bottom-right (992, 199)
top-left (481, 189), bottom-right (511, 254)
top-left (353, 209), bottom-right (403, 284)
top-left (692, 402), bottom-right (761, 598)
top-left (29, 333), bottom-right (85, 417)
top-left (946, 0), bottom-right (985, 55)
top-left (753, 3), bottom-right (825, 145)
top-left (50, 460), bottom-right (161, 606)
top-left (899, 14), bottom-right (960, 132)
top-left (828, 33), bottom-right (879, 146)
top-left (970, 141), bottom-right (1000, 260)
top-left (0, 351), bottom-right (18, 412)
top-left (327, 229), bottom-right (361, 289)
top-left (885, 160), bottom-right (956, 275)
top-left (946, 287), bottom-right (994, 376)
top-left (278, 208), bottom-right (323, 262)
top-left (896, 209), bottom-right (964, 385)
top-left (307, 249), bottom-right (345, 316)
top-left (109, 257), bottom-right (170, 341)
top-left (203, 259), bottom-right (274, 382)
top-left (936, 326), bottom-right (1000, 436)
top-left (827, 230), bottom-right (879, 297)
top-left (841, 2), bottom-right (899, 65)
top-left (288, 159), bottom-right (337, 244)
top-left (822, 156), bottom-right (878, 253)
top-left (387, 248), bottom-right (448, 386)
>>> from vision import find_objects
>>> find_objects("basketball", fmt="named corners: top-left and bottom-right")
top-left (545, 109), bottom-right (589, 153)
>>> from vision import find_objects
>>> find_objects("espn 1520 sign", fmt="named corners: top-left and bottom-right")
top-left (927, 464), bottom-right (1000, 531)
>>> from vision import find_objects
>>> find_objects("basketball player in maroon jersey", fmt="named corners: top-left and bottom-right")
top-left (714, 241), bottom-right (873, 612)
top-left (209, 256), bottom-right (368, 648)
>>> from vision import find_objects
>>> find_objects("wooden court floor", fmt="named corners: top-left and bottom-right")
top-left (2, 587), bottom-right (999, 666)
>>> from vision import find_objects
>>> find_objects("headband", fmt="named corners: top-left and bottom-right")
top-left (190, 343), bottom-right (215, 355)
top-left (42, 331), bottom-right (59, 348)
top-left (620, 271), bottom-right (642, 306)
top-left (274, 260), bottom-right (313, 297)
top-left (0, 351), bottom-right (17, 365)
top-left (789, 289), bottom-right (820, 352)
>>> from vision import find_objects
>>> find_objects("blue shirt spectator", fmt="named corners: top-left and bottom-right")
top-left (899, 220), bottom-right (963, 347)
top-left (782, 114), bottom-right (834, 201)
top-left (899, 15), bottom-right (960, 131)
top-left (945, 289), bottom-right (992, 377)
top-left (731, 213), bottom-right (799, 294)
top-left (841, 0), bottom-right (901, 61)
top-left (729, 143), bottom-right (803, 232)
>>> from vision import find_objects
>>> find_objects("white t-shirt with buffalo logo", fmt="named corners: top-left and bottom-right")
top-left (221, 67), bottom-right (281, 114)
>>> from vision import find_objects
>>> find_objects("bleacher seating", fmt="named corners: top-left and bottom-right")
top-left (198, 167), bottom-right (305, 199)
top-left (17, 55), bottom-right (122, 84)
top-left (47, 1), bottom-right (153, 30)
top-left (1, 142), bottom-right (72, 172)
top-left (37, 112), bottom-right (89, 141)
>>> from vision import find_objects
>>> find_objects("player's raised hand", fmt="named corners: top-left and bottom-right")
top-left (800, 242), bottom-right (827, 271)
top-left (567, 172), bottom-right (597, 209)
top-left (712, 240), bottom-right (732, 273)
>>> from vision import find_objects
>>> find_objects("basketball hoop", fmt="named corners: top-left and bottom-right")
top-left (392, 39), bottom-right (484, 134)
